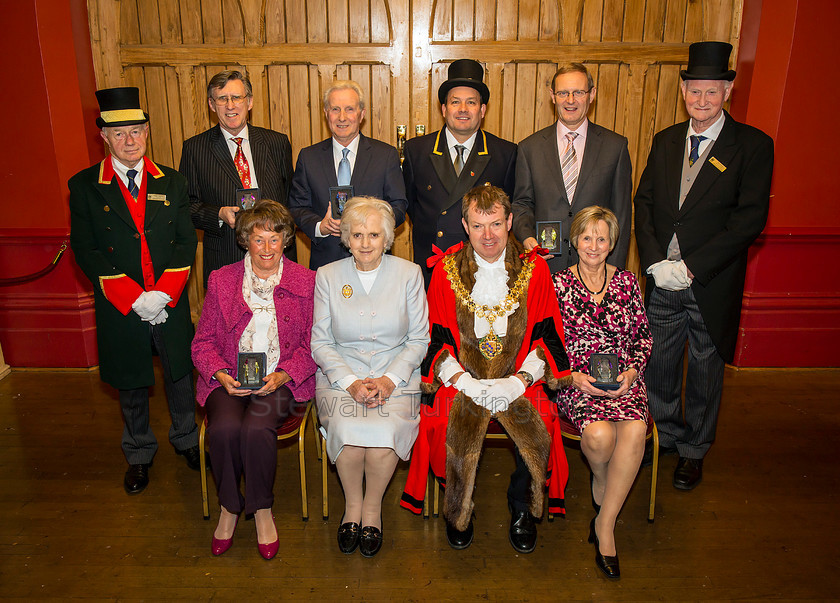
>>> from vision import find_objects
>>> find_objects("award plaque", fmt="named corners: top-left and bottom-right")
top-left (235, 187), bottom-right (261, 210)
top-left (237, 352), bottom-right (267, 390)
top-left (329, 185), bottom-right (354, 219)
top-left (536, 220), bottom-right (562, 253)
top-left (589, 353), bottom-right (620, 390)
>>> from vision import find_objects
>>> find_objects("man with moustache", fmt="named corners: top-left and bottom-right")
top-left (401, 185), bottom-right (571, 554)
top-left (288, 80), bottom-right (407, 270)
top-left (181, 70), bottom-right (295, 284)
top-left (69, 87), bottom-right (199, 494)
top-left (403, 59), bottom-right (517, 287)
top-left (634, 42), bottom-right (774, 490)
top-left (512, 63), bottom-right (632, 273)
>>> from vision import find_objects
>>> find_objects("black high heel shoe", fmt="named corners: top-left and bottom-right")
top-left (590, 472), bottom-right (601, 514)
top-left (588, 516), bottom-right (620, 579)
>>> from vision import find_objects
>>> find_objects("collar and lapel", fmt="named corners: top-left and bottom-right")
top-left (430, 128), bottom-right (491, 203)
top-left (577, 122), bottom-right (605, 199)
top-left (95, 157), bottom-right (166, 232)
top-left (316, 136), bottom-right (339, 188)
top-left (350, 134), bottom-right (372, 188)
top-left (210, 124), bottom-right (249, 186)
top-left (540, 123), bottom-right (568, 203)
top-left (667, 112), bottom-right (737, 216)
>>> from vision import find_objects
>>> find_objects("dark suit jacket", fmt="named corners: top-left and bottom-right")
top-left (288, 134), bottom-right (407, 270)
top-left (634, 111), bottom-right (774, 362)
top-left (512, 120), bottom-right (632, 272)
top-left (180, 124), bottom-right (294, 283)
top-left (403, 128), bottom-right (517, 286)
top-left (68, 159), bottom-right (197, 390)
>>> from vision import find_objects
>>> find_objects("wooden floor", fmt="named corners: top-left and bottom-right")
top-left (1, 366), bottom-right (838, 601)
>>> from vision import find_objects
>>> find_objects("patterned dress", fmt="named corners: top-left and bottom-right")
top-left (553, 268), bottom-right (652, 431)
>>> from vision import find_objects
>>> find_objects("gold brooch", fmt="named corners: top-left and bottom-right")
top-left (341, 284), bottom-right (353, 298)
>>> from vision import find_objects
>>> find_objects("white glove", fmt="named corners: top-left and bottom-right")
top-left (475, 376), bottom-right (526, 415)
top-left (132, 290), bottom-right (172, 321)
top-left (648, 260), bottom-right (692, 291)
top-left (453, 373), bottom-right (491, 400)
top-left (148, 308), bottom-right (169, 325)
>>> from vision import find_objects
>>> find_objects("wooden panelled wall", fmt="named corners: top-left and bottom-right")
top-left (86, 0), bottom-right (742, 311)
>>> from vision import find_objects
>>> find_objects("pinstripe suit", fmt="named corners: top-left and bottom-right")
top-left (634, 111), bottom-right (773, 458)
top-left (180, 124), bottom-right (294, 284)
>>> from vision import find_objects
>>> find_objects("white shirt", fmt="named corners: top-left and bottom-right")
top-left (110, 156), bottom-right (145, 193)
top-left (686, 111), bottom-right (725, 158)
top-left (445, 129), bottom-right (478, 165)
top-left (332, 134), bottom-right (361, 176)
top-left (222, 124), bottom-right (259, 188)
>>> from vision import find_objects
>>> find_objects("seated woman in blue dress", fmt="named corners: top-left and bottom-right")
top-left (311, 197), bottom-right (429, 558)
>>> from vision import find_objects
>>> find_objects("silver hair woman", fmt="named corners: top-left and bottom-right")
top-left (311, 196), bottom-right (429, 558)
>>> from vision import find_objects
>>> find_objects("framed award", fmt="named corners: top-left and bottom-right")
top-left (329, 185), bottom-right (354, 219)
top-left (536, 220), bottom-right (562, 254)
top-left (237, 352), bottom-right (267, 390)
top-left (589, 353), bottom-right (620, 390)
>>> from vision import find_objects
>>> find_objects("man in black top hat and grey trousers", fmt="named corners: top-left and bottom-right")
top-left (68, 87), bottom-right (201, 495)
top-left (403, 59), bottom-right (517, 287)
top-left (634, 42), bottom-right (774, 490)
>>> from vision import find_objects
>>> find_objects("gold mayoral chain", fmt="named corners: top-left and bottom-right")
top-left (443, 254), bottom-right (535, 360)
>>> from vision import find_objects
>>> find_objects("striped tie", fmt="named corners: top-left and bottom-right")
top-left (454, 144), bottom-right (467, 176)
top-left (561, 132), bottom-right (579, 204)
top-left (126, 169), bottom-right (139, 200)
top-left (689, 135), bottom-right (707, 167)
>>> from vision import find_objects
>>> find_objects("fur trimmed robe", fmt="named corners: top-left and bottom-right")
top-left (400, 238), bottom-right (572, 530)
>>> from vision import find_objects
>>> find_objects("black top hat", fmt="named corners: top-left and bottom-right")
top-left (680, 41), bottom-right (736, 81)
top-left (95, 87), bottom-right (150, 128)
top-left (438, 59), bottom-right (490, 105)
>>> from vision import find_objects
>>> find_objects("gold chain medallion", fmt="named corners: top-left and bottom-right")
top-left (444, 253), bottom-right (534, 360)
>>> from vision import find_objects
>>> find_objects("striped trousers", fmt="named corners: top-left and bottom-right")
top-left (645, 286), bottom-right (724, 459)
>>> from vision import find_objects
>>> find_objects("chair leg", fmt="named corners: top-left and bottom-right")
top-left (311, 403), bottom-right (323, 461)
top-left (320, 432), bottom-right (329, 520)
top-left (433, 474), bottom-right (440, 518)
top-left (649, 424), bottom-right (659, 523)
top-left (422, 473), bottom-right (430, 519)
top-left (199, 420), bottom-right (209, 520)
top-left (298, 404), bottom-right (309, 521)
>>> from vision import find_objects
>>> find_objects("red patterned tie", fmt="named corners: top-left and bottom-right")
top-left (232, 137), bottom-right (252, 187)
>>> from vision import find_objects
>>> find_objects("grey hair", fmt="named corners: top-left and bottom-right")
top-left (207, 70), bottom-right (253, 98)
top-left (339, 196), bottom-right (395, 251)
top-left (322, 80), bottom-right (366, 111)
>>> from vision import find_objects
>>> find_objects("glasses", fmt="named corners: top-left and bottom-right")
top-left (553, 89), bottom-right (591, 100)
top-left (212, 94), bottom-right (249, 106)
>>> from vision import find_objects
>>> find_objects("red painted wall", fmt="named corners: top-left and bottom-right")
top-left (733, 0), bottom-right (840, 366)
top-left (0, 0), bottom-right (101, 367)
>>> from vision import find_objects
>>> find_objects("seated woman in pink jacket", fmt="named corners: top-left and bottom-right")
top-left (192, 200), bottom-right (316, 560)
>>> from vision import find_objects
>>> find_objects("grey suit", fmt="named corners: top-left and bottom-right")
top-left (512, 121), bottom-right (632, 272)
top-left (311, 255), bottom-right (429, 461)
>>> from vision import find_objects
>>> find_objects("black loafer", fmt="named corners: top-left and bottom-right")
top-left (588, 516), bottom-right (620, 579)
top-left (509, 509), bottom-right (537, 554)
top-left (359, 526), bottom-right (383, 558)
top-left (673, 457), bottom-right (703, 490)
top-left (337, 522), bottom-right (360, 554)
top-left (124, 463), bottom-right (150, 494)
top-left (176, 445), bottom-right (201, 471)
top-left (445, 519), bottom-right (474, 550)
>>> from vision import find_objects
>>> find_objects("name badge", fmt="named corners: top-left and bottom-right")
top-left (708, 157), bottom-right (726, 172)
top-left (147, 193), bottom-right (168, 201)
